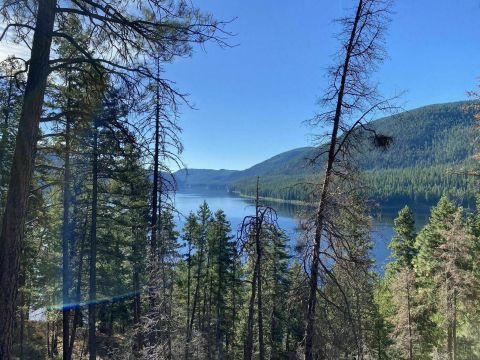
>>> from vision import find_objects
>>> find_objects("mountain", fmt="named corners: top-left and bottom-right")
top-left (176, 101), bottom-right (478, 203)
top-left (175, 168), bottom-right (239, 189)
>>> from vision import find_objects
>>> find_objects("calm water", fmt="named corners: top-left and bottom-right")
top-left (173, 189), bottom-right (431, 271)
top-left (31, 189), bottom-right (431, 320)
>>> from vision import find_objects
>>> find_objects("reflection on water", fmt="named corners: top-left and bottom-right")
top-left (174, 189), bottom-right (432, 271)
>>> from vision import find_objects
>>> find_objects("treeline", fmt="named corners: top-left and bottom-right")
top-left (231, 175), bottom-right (312, 202)
top-left (362, 165), bottom-right (477, 203)
top-left (231, 164), bottom-right (477, 205)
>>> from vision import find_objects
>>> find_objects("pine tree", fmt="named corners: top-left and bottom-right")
top-left (389, 206), bottom-right (417, 269)
top-left (434, 210), bottom-right (477, 359)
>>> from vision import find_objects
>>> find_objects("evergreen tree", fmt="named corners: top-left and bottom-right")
top-left (389, 206), bottom-right (417, 269)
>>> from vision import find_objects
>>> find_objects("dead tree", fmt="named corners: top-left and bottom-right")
top-left (239, 177), bottom-right (279, 360)
top-left (303, 1), bottom-right (395, 359)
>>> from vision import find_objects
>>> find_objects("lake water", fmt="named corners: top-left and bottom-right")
top-left (173, 189), bottom-right (431, 271)
top-left (31, 189), bottom-right (432, 320)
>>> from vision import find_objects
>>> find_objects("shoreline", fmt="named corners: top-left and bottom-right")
top-left (230, 191), bottom-right (309, 206)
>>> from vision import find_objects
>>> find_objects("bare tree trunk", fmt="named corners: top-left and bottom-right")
top-left (88, 121), bottom-right (99, 360)
top-left (255, 180), bottom-right (265, 360)
top-left (148, 59), bottom-right (161, 324)
top-left (132, 221), bottom-right (142, 351)
top-left (453, 288), bottom-right (457, 360)
top-left (304, 2), bottom-right (363, 359)
top-left (446, 276), bottom-right (456, 360)
top-left (245, 178), bottom-right (265, 360)
top-left (67, 214), bottom-right (88, 360)
top-left (244, 258), bottom-right (258, 360)
top-left (256, 239), bottom-right (265, 360)
top-left (406, 276), bottom-right (413, 360)
top-left (184, 241), bottom-right (192, 359)
top-left (167, 284), bottom-right (173, 360)
top-left (0, 1), bottom-right (56, 358)
top-left (201, 253), bottom-right (211, 333)
top-left (216, 248), bottom-right (225, 360)
top-left (189, 240), bottom-right (204, 338)
top-left (206, 255), bottom-right (214, 359)
top-left (62, 78), bottom-right (73, 359)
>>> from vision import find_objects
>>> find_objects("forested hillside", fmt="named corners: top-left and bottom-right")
top-left (1, 0), bottom-right (479, 359)
top-left (178, 101), bottom-right (478, 203)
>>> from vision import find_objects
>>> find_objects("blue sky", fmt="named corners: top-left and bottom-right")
top-left (165, 1), bottom-right (480, 170)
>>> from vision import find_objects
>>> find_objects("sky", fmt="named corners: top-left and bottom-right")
top-left (164, 0), bottom-right (480, 170)
top-left (0, 1), bottom-right (479, 170)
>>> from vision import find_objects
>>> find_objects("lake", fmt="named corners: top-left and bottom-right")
top-left (173, 189), bottom-right (432, 271)
top-left (31, 189), bottom-right (432, 320)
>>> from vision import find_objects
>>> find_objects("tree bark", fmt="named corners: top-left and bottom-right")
top-left (406, 275), bottom-right (413, 360)
top-left (256, 239), bottom-right (265, 360)
top-left (131, 218), bottom-right (142, 351)
top-left (184, 240), bottom-right (192, 359)
top-left (255, 181), bottom-right (265, 360)
top-left (189, 222), bottom-right (206, 342)
top-left (304, 2), bottom-right (363, 359)
top-left (148, 59), bottom-right (161, 323)
top-left (62, 77), bottom-right (73, 360)
top-left (0, 1), bottom-right (56, 358)
top-left (88, 121), bottom-right (99, 360)
top-left (245, 179), bottom-right (264, 360)
top-left (244, 257), bottom-right (258, 360)
top-left (18, 265), bottom-right (26, 360)
top-left (68, 214), bottom-right (88, 360)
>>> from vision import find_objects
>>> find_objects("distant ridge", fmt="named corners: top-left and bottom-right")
top-left (176, 101), bottom-right (478, 203)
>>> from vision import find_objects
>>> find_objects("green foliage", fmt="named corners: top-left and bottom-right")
top-left (389, 206), bottom-right (417, 268)
top-left (414, 196), bottom-right (458, 279)
top-left (178, 102), bottom-right (479, 204)
top-left (378, 196), bottom-right (480, 359)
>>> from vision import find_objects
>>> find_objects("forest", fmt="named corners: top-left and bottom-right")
top-left (0, 1), bottom-right (479, 360)
top-left (227, 101), bottom-right (478, 205)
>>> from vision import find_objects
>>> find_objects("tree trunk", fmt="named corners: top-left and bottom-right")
top-left (244, 257), bottom-right (258, 360)
top-left (68, 215), bottom-right (88, 360)
top-left (62, 79), bottom-right (73, 359)
top-left (148, 59), bottom-right (161, 323)
top-left (0, 1), bottom-right (56, 358)
top-left (201, 252), bottom-right (211, 333)
top-left (453, 288), bottom-right (457, 360)
top-left (132, 225), bottom-right (142, 351)
top-left (406, 274), bottom-right (413, 360)
top-left (189, 238), bottom-right (205, 340)
top-left (304, 1), bottom-right (363, 359)
top-left (18, 265), bottom-right (26, 360)
top-left (184, 241), bottom-right (192, 359)
top-left (216, 249), bottom-right (225, 360)
top-left (255, 182), bottom-right (265, 360)
top-left (88, 121), bottom-right (99, 360)
top-left (256, 242), bottom-right (265, 360)
top-left (207, 267), bottom-right (214, 360)
top-left (245, 178), bottom-right (265, 360)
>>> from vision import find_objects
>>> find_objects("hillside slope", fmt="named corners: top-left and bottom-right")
top-left (176, 101), bottom-right (478, 202)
